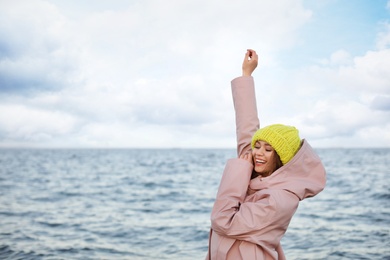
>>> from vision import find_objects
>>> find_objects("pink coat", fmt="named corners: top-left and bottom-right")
top-left (206, 76), bottom-right (326, 259)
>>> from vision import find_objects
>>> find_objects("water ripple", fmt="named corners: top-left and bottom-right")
top-left (0, 148), bottom-right (389, 259)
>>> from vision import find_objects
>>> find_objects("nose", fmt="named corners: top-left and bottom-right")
top-left (254, 147), bottom-right (264, 156)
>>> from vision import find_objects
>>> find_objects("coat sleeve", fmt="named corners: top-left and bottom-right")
top-left (211, 159), bottom-right (299, 246)
top-left (231, 76), bottom-right (259, 157)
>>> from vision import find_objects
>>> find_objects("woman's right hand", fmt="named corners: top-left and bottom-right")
top-left (239, 152), bottom-right (253, 166)
top-left (242, 49), bottom-right (258, 76)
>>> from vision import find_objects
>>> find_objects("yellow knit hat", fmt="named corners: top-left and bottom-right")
top-left (251, 124), bottom-right (301, 165)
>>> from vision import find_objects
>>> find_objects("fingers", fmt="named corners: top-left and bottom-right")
top-left (246, 49), bottom-right (258, 61)
top-left (244, 50), bottom-right (251, 61)
top-left (244, 51), bottom-right (250, 61)
top-left (239, 152), bottom-right (253, 164)
top-left (244, 49), bottom-right (257, 62)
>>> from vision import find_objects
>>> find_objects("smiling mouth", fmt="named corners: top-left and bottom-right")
top-left (255, 159), bottom-right (266, 164)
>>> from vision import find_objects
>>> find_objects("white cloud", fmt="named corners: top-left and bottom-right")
top-left (339, 50), bottom-right (390, 94)
top-left (284, 26), bottom-right (390, 147)
top-left (318, 49), bottom-right (353, 66)
top-left (370, 95), bottom-right (390, 110)
top-left (376, 22), bottom-right (390, 50)
top-left (0, 104), bottom-right (79, 144)
top-left (0, 0), bottom-right (313, 148)
top-left (0, 0), bottom-right (389, 148)
top-left (0, 0), bottom-right (81, 92)
top-left (300, 98), bottom-right (388, 135)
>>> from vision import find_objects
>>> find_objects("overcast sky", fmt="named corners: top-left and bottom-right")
top-left (0, 0), bottom-right (389, 148)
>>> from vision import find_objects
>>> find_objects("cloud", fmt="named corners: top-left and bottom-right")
top-left (0, 0), bottom-right (389, 148)
top-left (370, 95), bottom-right (390, 111)
top-left (286, 27), bottom-right (390, 147)
top-left (301, 98), bottom-right (388, 137)
top-left (0, 103), bottom-right (80, 143)
top-left (318, 49), bottom-right (353, 66)
top-left (376, 23), bottom-right (390, 50)
top-left (0, 0), bottom-right (313, 148)
top-left (0, 0), bottom-right (81, 94)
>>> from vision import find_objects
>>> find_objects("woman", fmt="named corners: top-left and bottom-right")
top-left (206, 49), bottom-right (326, 259)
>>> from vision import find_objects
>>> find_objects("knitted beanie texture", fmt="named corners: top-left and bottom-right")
top-left (251, 124), bottom-right (301, 165)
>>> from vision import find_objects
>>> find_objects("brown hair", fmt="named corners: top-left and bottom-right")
top-left (274, 152), bottom-right (283, 171)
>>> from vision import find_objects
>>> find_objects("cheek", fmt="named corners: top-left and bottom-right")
top-left (265, 151), bottom-right (274, 159)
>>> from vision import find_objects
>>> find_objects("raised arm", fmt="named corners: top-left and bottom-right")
top-left (231, 49), bottom-right (259, 157)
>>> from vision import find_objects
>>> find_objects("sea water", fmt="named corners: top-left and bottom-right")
top-left (0, 148), bottom-right (389, 260)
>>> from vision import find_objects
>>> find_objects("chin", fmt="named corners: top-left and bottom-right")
top-left (254, 166), bottom-right (266, 173)
top-left (254, 168), bottom-right (272, 177)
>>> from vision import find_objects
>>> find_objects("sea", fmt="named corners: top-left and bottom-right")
top-left (0, 148), bottom-right (389, 260)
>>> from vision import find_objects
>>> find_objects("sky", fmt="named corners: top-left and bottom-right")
top-left (0, 0), bottom-right (389, 149)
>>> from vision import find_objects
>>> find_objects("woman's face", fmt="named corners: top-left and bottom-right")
top-left (252, 141), bottom-right (279, 177)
